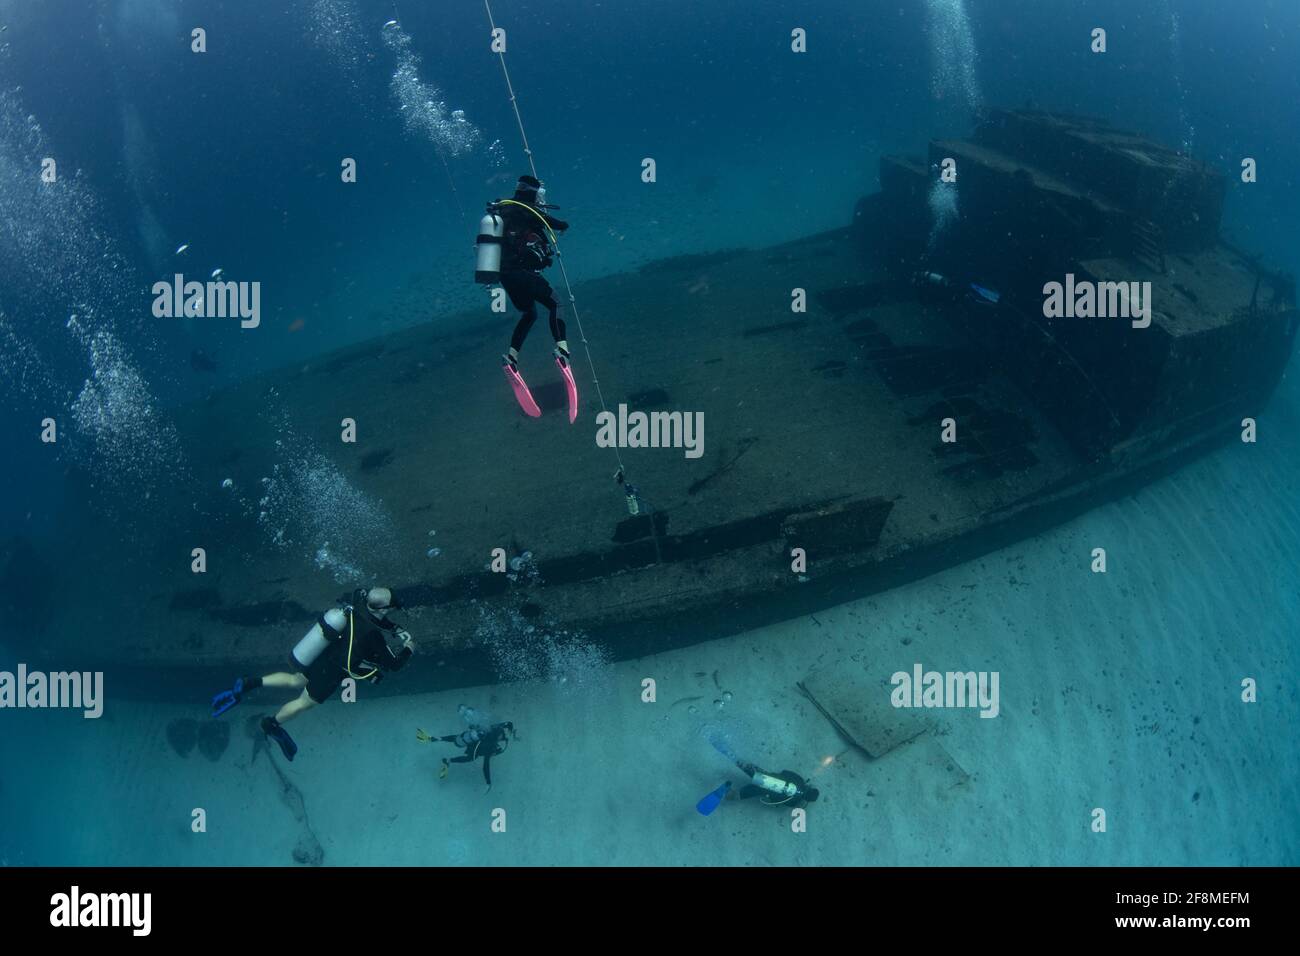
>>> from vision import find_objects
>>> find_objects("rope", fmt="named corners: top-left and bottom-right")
top-left (483, 0), bottom-right (627, 481)
top-left (436, 147), bottom-right (466, 221)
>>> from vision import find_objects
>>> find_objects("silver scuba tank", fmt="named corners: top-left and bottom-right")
top-left (750, 771), bottom-right (799, 799)
top-left (291, 607), bottom-right (349, 669)
top-left (475, 211), bottom-right (504, 284)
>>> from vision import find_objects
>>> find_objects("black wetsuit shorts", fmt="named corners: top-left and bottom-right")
top-left (289, 651), bottom-right (346, 704)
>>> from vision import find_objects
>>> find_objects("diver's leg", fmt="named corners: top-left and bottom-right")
top-left (539, 288), bottom-right (568, 355)
top-left (275, 688), bottom-right (317, 725)
top-left (261, 673), bottom-right (307, 690)
top-left (508, 306), bottom-right (538, 366)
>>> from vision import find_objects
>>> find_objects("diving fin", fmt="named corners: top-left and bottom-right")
top-left (696, 780), bottom-right (732, 816)
top-left (261, 716), bottom-right (298, 762)
top-left (210, 677), bottom-right (246, 718)
top-left (969, 283), bottom-right (1000, 304)
top-left (554, 349), bottom-right (578, 424)
top-left (503, 357), bottom-right (542, 418)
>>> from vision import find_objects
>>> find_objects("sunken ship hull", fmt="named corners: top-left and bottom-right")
top-left (37, 110), bottom-right (1297, 696)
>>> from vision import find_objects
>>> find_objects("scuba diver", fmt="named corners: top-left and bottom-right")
top-left (732, 760), bottom-right (820, 808)
top-left (474, 174), bottom-right (577, 422)
top-left (913, 269), bottom-right (1001, 306)
top-left (698, 736), bottom-right (821, 815)
top-left (209, 587), bottom-right (415, 761)
top-left (416, 704), bottom-right (516, 789)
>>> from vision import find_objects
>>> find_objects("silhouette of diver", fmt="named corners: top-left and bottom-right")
top-left (417, 704), bottom-right (516, 789)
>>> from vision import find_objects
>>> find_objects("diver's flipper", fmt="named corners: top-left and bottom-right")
top-left (261, 716), bottom-right (298, 762)
top-left (696, 780), bottom-right (732, 816)
top-left (210, 677), bottom-right (246, 718)
top-left (555, 350), bottom-right (578, 424)
top-left (503, 359), bottom-right (542, 418)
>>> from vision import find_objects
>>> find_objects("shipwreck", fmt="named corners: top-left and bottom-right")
top-left (36, 109), bottom-right (1296, 696)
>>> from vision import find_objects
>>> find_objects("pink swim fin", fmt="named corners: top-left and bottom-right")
top-left (503, 360), bottom-right (541, 418)
top-left (555, 351), bottom-right (578, 425)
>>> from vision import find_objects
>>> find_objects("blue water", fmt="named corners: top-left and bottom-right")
top-left (0, 0), bottom-right (1297, 866)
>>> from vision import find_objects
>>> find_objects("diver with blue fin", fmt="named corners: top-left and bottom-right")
top-left (913, 269), bottom-right (1001, 305)
top-left (474, 174), bottom-right (577, 422)
top-left (698, 737), bottom-right (820, 814)
top-left (209, 587), bottom-right (415, 761)
top-left (732, 762), bottom-right (820, 808)
top-left (416, 704), bottom-right (516, 789)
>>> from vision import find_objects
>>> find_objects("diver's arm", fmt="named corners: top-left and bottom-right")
top-left (385, 643), bottom-right (414, 672)
top-left (373, 626), bottom-right (414, 672)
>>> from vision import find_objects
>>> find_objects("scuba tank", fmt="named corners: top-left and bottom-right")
top-left (915, 271), bottom-right (952, 289)
top-left (749, 770), bottom-right (799, 799)
top-left (291, 607), bottom-right (349, 669)
top-left (475, 208), bottom-right (505, 284)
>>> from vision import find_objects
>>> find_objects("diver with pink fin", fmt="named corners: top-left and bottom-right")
top-left (474, 174), bottom-right (578, 422)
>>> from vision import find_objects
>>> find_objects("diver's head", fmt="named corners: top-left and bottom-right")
top-left (514, 174), bottom-right (542, 203)
top-left (803, 786), bottom-right (821, 803)
top-left (364, 587), bottom-right (399, 620)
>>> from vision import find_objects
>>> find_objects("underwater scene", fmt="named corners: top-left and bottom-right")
top-left (0, 0), bottom-right (1297, 871)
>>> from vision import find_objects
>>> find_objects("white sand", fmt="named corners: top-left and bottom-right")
top-left (4, 369), bottom-right (1297, 865)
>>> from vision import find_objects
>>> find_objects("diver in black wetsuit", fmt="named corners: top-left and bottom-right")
top-left (494, 175), bottom-right (570, 371)
top-left (209, 587), bottom-right (415, 762)
top-left (733, 760), bottom-right (820, 808)
top-left (417, 704), bottom-right (517, 789)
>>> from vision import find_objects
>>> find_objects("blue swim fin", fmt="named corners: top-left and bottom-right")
top-left (210, 677), bottom-right (246, 718)
top-left (969, 283), bottom-right (1000, 304)
top-left (696, 780), bottom-right (732, 816)
top-left (261, 716), bottom-right (298, 761)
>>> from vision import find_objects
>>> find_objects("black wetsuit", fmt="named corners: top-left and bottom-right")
top-left (440, 721), bottom-right (515, 787)
top-left (294, 592), bottom-right (412, 703)
top-left (497, 196), bottom-right (569, 352)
